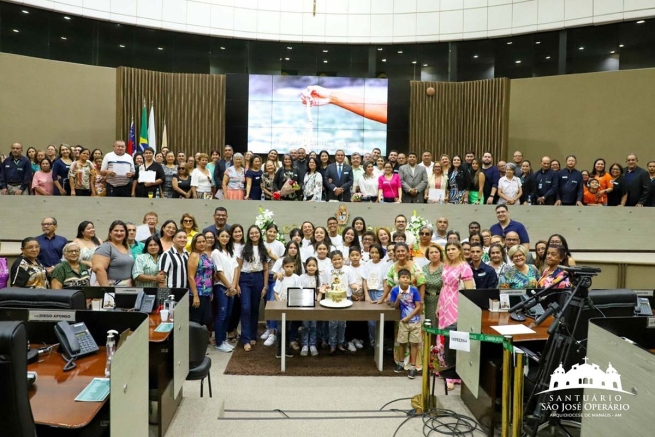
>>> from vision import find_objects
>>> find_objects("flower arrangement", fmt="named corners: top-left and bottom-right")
top-left (273, 179), bottom-right (300, 200)
top-left (405, 210), bottom-right (432, 240)
top-left (254, 207), bottom-right (286, 243)
top-left (351, 193), bottom-right (362, 202)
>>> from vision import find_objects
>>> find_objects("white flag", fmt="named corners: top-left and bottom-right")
top-left (148, 104), bottom-right (157, 153)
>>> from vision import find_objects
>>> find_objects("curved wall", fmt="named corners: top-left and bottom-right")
top-left (16, 0), bottom-right (655, 44)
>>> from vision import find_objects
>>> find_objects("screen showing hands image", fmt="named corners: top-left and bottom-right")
top-left (248, 75), bottom-right (388, 155)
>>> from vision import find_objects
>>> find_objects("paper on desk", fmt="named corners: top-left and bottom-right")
top-left (138, 170), bottom-right (157, 183)
top-left (491, 325), bottom-right (536, 335)
top-left (155, 323), bottom-right (174, 332)
top-left (75, 378), bottom-right (110, 402)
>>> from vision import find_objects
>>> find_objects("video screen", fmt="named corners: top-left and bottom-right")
top-left (248, 75), bottom-right (388, 155)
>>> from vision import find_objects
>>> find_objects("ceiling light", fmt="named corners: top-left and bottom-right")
top-left (507, 41), bottom-right (512, 45)
top-left (397, 50), bottom-right (403, 54)
top-left (61, 36), bottom-right (67, 40)
top-left (322, 49), bottom-right (328, 52)
top-left (637, 20), bottom-right (645, 24)
top-left (610, 50), bottom-right (615, 54)
top-left (381, 59), bottom-right (386, 62)
top-left (579, 46), bottom-right (584, 50)
top-left (473, 55), bottom-right (479, 58)
top-left (378, 48), bottom-right (383, 51)
top-left (158, 47), bottom-right (164, 50)
top-left (323, 60), bottom-right (328, 63)
top-left (515, 60), bottom-right (521, 64)
top-left (287, 46), bottom-right (292, 50)
top-left (22, 10), bottom-right (29, 14)
top-left (423, 64), bottom-right (428, 67)
top-left (285, 57), bottom-right (289, 60)
top-left (64, 16), bottom-right (71, 20)
top-left (535, 41), bottom-right (540, 44)
top-left (13, 29), bottom-right (19, 33)
top-left (119, 44), bottom-right (125, 48)
top-left (619, 44), bottom-right (625, 47)
top-left (220, 46), bottom-right (225, 50)
top-left (412, 61), bottom-right (417, 64)
top-left (545, 56), bottom-right (551, 59)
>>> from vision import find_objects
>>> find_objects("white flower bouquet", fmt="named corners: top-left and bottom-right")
top-left (406, 210), bottom-right (432, 241)
top-left (255, 207), bottom-right (286, 243)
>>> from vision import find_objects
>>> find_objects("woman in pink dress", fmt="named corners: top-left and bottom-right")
top-left (437, 241), bottom-right (475, 390)
top-left (377, 162), bottom-right (402, 203)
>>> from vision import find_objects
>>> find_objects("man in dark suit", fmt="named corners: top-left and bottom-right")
top-left (623, 154), bottom-right (650, 207)
top-left (324, 149), bottom-right (353, 202)
top-left (212, 145), bottom-right (234, 191)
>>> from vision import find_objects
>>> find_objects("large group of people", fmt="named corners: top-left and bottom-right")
top-left (4, 202), bottom-right (580, 386)
top-left (3, 141), bottom-right (655, 207)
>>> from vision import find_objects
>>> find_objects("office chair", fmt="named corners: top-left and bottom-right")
top-left (0, 321), bottom-right (37, 437)
top-left (0, 288), bottom-right (86, 310)
top-left (187, 322), bottom-right (212, 398)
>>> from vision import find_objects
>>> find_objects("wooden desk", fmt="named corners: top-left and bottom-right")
top-left (265, 301), bottom-right (400, 372)
top-left (28, 345), bottom-right (107, 429)
top-left (480, 310), bottom-right (552, 342)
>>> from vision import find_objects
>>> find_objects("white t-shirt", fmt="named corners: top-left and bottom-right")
top-left (299, 273), bottom-right (320, 290)
top-left (101, 151), bottom-right (135, 187)
top-left (264, 240), bottom-right (286, 270)
top-left (324, 265), bottom-right (357, 297)
top-left (349, 264), bottom-right (366, 295)
top-left (363, 260), bottom-right (388, 291)
top-left (191, 168), bottom-right (214, 192)
top-left (358, 175), bottom-right (379, 197)
top-left (211, 249), bottom-right (238, 285)
top-left (329, 234), bottom-right (343, 247)
top-left (273, 274), bottom-right (301, 301)
top-left (316, 257), bottom-right (333, 281)
top-left (238, 246), bottom-right (265, 273)
top-left (271, 257), bottom-right (304, 276)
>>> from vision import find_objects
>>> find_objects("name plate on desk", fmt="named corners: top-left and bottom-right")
top-left (117, 287), bottom-right (142, 294)
top-left (28, 310), bottom-right (75, 322)
top-left (287, 288), bottom-right (316, 308)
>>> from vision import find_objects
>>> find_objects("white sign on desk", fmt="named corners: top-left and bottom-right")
top-left (449, 330), bottom-right (470, 352)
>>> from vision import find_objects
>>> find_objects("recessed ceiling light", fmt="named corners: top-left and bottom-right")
top-left (220, 46), bottom-right (225, 50)
top-left (610, 50), bottom-right (615, 54)
top-left (381, 59), bottom-right (386, 62)
top-left (515, 60), bottom-right (521, 64)
top-left (61, 36), bottom-right (67, 40)
top-left (535, 41), bottom-right (540, 44)
top-left (323, 60), bottom-right (328, 63)
top-left (13, 29), bottom-right (19, 33)
top-left (397, 50), bottom-right (403, 54)
top-left (619, 44), bottom-right (625, 47)
top-left (158, 47), bottom-right (164, 50)
top-left (287, 46), bottom-right (292, 50)
top-left (412, 61), bottom-right (417, 64)
top-left (423, 64), bottom-right (428, 67)
top-left (473, 55), bottom-right (479, 58)
top-left (322, 49), bottom-right (328, 53)
top-left (545, 56), bottom-right (551, 59)
top-left (64, 16), bottom-right (71, 20)
top-left (507, 41), bottom-right (512, 45)
top-left (637, 20), bottom-right (645, 24)
top-left (579, 47), bottom-right (584, 50)
top-left (378, 48), bottom-right (383, 51)
top-left (119, 44), bottom-right (125, 48)
top-left (22, 10), bottom-right (29, 14)
top-left (285, 57), bottom-right (289, 60)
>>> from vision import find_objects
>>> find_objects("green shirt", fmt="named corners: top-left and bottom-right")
top-left (51, 262), bottom-right (90, 288)
top-left (132, 253), bottom-right (160, 288)
top-left (130, 241), bottom-right (145, 259)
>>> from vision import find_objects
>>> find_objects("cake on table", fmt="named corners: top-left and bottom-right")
top-left (319, 277), bottom-right (352, 308)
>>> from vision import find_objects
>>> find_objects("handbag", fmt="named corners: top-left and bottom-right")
top-left (0, 257), bottom-right (9, 289)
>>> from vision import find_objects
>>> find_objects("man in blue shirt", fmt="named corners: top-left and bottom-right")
top-left (469, 244), bottom-right (498, 289)
top-left (481, 152), bottom-right (500, 205)
top-left (35, 217), bottom-right (68, 274)
top-left (555, 155), bottom-right (583, 206)
top-left (489, 205), bottom-right (530, 250)
top-left (202, 206), bottom-right (231, 236)
top-left (533, 156), bottom-right (558, 205)
top-left (0, 143), bottom-right (32, 195)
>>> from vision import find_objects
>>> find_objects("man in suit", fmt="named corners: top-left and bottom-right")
top-left (623, 153), bottom-right (650, 207)
top-left (325, 149), bottom-right (353, 202)
top-left (399, 152), bottom-right (428, 203)
top-left (212, 145), bottom-right (234, 191)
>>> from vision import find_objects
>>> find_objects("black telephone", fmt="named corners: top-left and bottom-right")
top-left (54, 321), bottom-right (99, 366)
top-left (520, 294), bottom-right (545, 319)
top-left (134, 291), bottom-right (156, 313)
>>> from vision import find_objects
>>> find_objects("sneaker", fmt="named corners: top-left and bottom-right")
top-left (260, 329), bottom-right (272, 340)
top-left (290, 341), bottom-right (300, 351)
top-left (408, 366), bottom-right (417, 380)
top-left (353, 339), bottom-right (364, 349)
top-left (394, 363), bottom-right (404, 373)
top-left (275, 350), bottom-right (293, 358)
top-left (300, 346), bottom-right (309, 356)
top-left (347, 342), bottom-right (357, 352)
top-left (216, 343), bottom-right (233, 353)
top-left (224, 341), bottom-right (235, 350)
top-left (264, 334), bottom-right (276, 346)
top-left (310, 346), bottom-right (319, 356)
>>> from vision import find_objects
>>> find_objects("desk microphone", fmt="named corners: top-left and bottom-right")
top-left (535, 302), bottom-right (559, 326)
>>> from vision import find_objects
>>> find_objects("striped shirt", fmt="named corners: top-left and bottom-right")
top-left (101, 152), bottom-right (135, 187)
top-left (132, 253), bottom-right (160, 288)
top-left (159, 247), bottom-right (189, 288)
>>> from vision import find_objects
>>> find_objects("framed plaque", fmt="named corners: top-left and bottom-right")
top-left (287, 288), bottom-right (316, 308)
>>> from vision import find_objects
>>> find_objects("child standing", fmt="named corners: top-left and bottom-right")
top-left (274, 256), bottom-right (301, 358)
top-left (299, 257), bottom-right (325, 357)
top-left (390, 268), bottom-right (423, 379)
top-left (363, 244), bottom-right (388, 347)
top-left (324, 250), bottom-right (357, 355)
top-left (262, 224), bottom-right (286, 346)
top-left (347, 248), bottom-right (367, 350)
top-left (314, 242), bottom-right (333, 348)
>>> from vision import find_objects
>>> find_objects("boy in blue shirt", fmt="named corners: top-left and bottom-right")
top-left (390, 268), bottom-right (423, 379)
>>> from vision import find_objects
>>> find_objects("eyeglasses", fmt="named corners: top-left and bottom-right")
top-left (183, 219), bottom-right (193, 223)
top-left (66, 250), bottom-right (80, 254)
top-left (420, 232), bottom-right (432, 236)
top-left (41, 222), bottom-right (55, 226)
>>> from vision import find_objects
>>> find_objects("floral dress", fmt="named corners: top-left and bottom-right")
top-left (193, 253), bottom-right (215, 298)
top-left (538, 267), bottom-right (571, 289)
top-left (447, 171), bottom-right (464, 204)
top-left (262, 172), bottom-right (275, 200)
top-left (499, 265), bottom-right (539, 289)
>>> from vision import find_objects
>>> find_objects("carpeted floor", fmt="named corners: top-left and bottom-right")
top-left (224, 339), bottom-right (406, 377)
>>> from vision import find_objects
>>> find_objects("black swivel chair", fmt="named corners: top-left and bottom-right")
top-left (0, 288), bottom-right (86, 310)
top-left (186, 322), bottom-right (212, 398)
top-left (0, 321), bottom-right (37, 437)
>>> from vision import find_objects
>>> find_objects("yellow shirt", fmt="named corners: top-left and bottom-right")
top-left (185, 230), bottom-right (199, 253)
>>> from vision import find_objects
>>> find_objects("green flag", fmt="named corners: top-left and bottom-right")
top-left (139, 103), bottom-right (148, 151)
